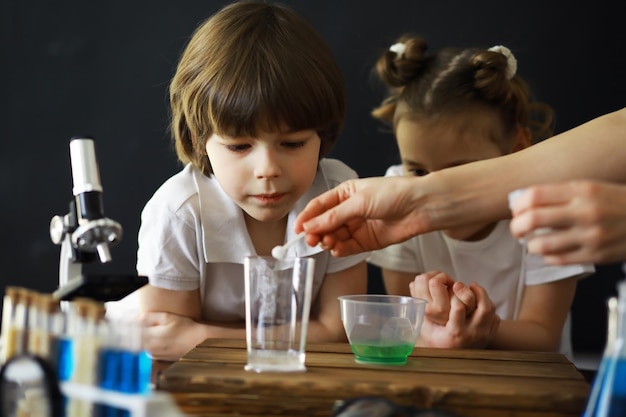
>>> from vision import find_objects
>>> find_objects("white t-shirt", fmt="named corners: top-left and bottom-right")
top-left (108, 158), bottom-right (369, 321)
top-left (368, 165), bottom-right (595, 359)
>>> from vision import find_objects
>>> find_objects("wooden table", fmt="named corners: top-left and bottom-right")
top-left (156, 338), bottom-right (590, 417)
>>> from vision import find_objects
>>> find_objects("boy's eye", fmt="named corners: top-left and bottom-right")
top-left (282, 141), bottom-right (306, 149)
top-left (225, 144), bottom-right (250, 152)
top-left (409, 168), bottom-right (429, 177)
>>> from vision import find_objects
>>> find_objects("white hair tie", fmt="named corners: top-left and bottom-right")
top-left (389, 42), bottom-right (406, 59)
top-left (488, 45), bottom-right (517, 80)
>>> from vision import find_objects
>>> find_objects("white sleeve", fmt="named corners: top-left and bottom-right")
top-left (136, 197), bottom-right (201, 291)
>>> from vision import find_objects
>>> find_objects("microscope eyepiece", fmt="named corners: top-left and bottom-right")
top-left (66, 137), bottom-right (121, 262)
top-left (69, 137), bottom-right (104, 220)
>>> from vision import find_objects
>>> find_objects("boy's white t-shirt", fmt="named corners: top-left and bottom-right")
top-left (367, 165), bottom-right (595, 359)
top-left (107, 158), bottom-right (369, 321)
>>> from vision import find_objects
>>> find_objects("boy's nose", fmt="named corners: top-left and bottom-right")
top-left (254, 149), bottom-right (282, 179)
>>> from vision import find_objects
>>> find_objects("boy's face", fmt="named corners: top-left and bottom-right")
top-left (206, 129), bottom-right (321, 223)
top-left (395, 110), bottom-right (511, 241)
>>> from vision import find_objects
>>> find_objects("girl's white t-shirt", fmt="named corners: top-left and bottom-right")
top-left (368, 165), bottom-right (595, 359)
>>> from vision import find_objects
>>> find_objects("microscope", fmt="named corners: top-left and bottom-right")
top-left (49, 136), bottom-right (147, 301)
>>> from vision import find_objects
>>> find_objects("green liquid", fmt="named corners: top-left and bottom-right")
top-left (350, 342), bottom-right (414, 365)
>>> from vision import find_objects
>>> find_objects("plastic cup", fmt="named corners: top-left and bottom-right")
top-left (244, 256), bottom-right (315, 372)
top-left (338, 295), bottom-right (426, 365)
top-left (508, 188), bottom-right (553, 243)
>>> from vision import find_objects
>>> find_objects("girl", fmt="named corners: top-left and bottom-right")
top-left (121, 1), bottom-right (368, 361)
top-left (366, 35), bottom-right (593, 358)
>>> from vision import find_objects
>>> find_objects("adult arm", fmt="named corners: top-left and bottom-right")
top-left (295, 108), bottom-right (626, 256)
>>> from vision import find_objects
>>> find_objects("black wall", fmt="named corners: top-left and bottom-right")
top-left (2, 0), bottom-right (624, 354)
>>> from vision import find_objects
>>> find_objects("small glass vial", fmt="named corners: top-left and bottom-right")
top-left (1, 287), bottom-right (32, 362)
top-left (0, 286), bottom-right (22, 363)
top-left (118, 319), bottom-right (152, 395)
top-left (26, 291), bottom-right (42, 356)
top-left (30, 293), bottom-right (63, 364)
top-left (66, 298), bottom-right (106, 417)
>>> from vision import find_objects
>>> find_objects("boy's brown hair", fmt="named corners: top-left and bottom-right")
top-left (170, 1), bottom-right (345, 176)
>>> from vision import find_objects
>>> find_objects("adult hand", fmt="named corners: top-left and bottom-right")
top-left (295, 176), bottom-right (432, 256)
top-left (510, 180), bottom-right (626, 265)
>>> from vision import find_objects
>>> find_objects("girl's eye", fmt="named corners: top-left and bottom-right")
top-left (410, 168), bottom-right (429, 177)
top-left (225, 144), bottom-right (250, 153)
top-left (282, 141), bottom-right (306, 149)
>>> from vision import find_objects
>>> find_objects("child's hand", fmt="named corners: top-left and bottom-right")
top-left (409, 271), bottom-right (477, 325)
top-left (136, 311), bottom-right (207, 361)
top-left (417, 282), bottom-right (500, 348)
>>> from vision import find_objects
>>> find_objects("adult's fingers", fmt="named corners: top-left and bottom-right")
top-left (510, 205), bottom-right (573, 240)
top-left (541, 240), bottom-right (626, 265)
top-left (297, 183), bottom-right (363, 235)
top-left (295, 189), bottom-right (343, 231)
top-left (509, 183), bottom-right (575, 215)
top-left (320, 224), bottom-right (359, 251)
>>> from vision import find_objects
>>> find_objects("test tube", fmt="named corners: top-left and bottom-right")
top-left (26, 291), bottom-right (42, 356)
top-left (0, 286), bottom-right (22, 363)
top-left (65, 298), bottom-right (106, 417)
top-left (97, 319), bottom-right (125, 417)
top-left (36, 294), bottom-right (63, 365)
top-left (6, 287), bottom-right (32, 360)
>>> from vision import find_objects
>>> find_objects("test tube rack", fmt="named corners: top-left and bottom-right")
top-left (61, 382), bottom-right (189, 417)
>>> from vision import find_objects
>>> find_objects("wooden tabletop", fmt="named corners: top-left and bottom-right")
top-left (156, 338), bottom-right (590, 417)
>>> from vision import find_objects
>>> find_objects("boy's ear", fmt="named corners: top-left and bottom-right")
top-left (512, 126), bottom-right (532, 152)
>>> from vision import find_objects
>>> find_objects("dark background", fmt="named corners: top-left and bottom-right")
top-left (1, 0), bottom-right (624, 360)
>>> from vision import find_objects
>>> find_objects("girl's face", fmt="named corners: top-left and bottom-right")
top-left (206, 129), bottom-right (321, 224)
top-left (395, 110), bottom-right (507, 177)
top-left (395, 109), bottom-right (524, 240)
